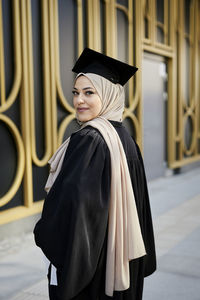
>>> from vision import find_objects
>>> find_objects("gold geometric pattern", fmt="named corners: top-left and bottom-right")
top-left (168, 0), bottom-right (200, 167)
top-left (0, 0), bottom-right (200, 225)
top-left (142, 0), bottom-right (174, 55)
top-left (0, 0), bottom-right (25, 209)
top-left (142, 0), bottom-right (200, 167)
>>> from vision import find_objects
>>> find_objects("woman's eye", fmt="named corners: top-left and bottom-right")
top-left (86, 91), bottom-right (94, 95)
top-left (72, 91), bottom-right (78, 95)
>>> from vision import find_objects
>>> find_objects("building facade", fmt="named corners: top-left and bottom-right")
top-left (0, 0), bottom-right (200, 226)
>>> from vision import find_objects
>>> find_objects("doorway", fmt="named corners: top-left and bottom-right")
top-left (142, 52), bottom-right (168, 180)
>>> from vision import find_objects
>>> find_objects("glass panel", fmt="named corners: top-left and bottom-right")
top-left (176, 31), bottom-right (179, 136)
top-left (58, 0), bottom-right (77, 107)
top-left (145, 17), bottom-right (149, 38)
top-left (145, 0), bottom-right (149, 15)
top-left (157, 26), bottom-right (165, 43)
top-left (0, 0), bottom-right (24, 211)
top-left (31, 0), bottom-right (45, 160)
top-left (184, 0), bottom-right (190, 34)
top-left (117, 8), bottom-right (129, 106)
top-left (144, 0), bottom-right (149, 39)
top-left (2, 0), bottom-right (14, 96)
top-left (184, 116), bottom-right (193, 150)
top-left (0, 121), bottom-right (17, 198)
top-left (31, 0), bottom-right (49, 202)
top-left (175, 142), bottom-right (180, 160)
top-left (100, 0), bottom-right (106, 53)
top-left (117, 9), bottom-right (128, 63)
top-left (0, 120), bottom-right (24, 211)
top-left (156, 0), bottom-right (164, 23)
top-left (184, 37), bottom-right (190, 105)
top-left (117, 0), bottom-right (128, 6)
top-left (167, 0), bottom-right (170, 45)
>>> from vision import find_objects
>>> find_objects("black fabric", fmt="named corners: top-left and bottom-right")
top-left (111, 121), bottom-right (156, 278)
top-left (34, 121), bottom-right (156, 300)
top-left (34, 127), bottom-right (111, 299)
top-left (72, 48), bottom-right (138, 86)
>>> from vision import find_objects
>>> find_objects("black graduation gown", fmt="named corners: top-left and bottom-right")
top-left (34, 121), bottom-right (156, 300)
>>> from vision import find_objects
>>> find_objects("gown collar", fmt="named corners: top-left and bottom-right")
top-left (109, 120), bottom-right (122, 127)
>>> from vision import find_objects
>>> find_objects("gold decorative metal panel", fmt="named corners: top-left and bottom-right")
top-left (168, 0), bottom-right (200, 167)
top-left (142, 0), bottom-right (174, 56)
top-left (0, 0), bottom-right (141, 225)
top-left (0, 0), bottom-right (200, 225)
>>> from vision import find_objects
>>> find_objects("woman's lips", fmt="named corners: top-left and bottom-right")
top-left (77, 108), bottom-right (89, 112)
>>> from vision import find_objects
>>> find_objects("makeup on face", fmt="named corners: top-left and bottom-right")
top-left (73, 76), bottom-right (102, 122)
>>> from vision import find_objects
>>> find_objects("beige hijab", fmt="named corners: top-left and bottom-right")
top-left (45, 73), bottom-right (146, 296)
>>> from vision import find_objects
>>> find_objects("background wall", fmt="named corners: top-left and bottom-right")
top-left (0, 0), bottom-right (200, 227)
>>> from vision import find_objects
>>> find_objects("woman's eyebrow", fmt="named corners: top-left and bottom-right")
top-left (83, 87), bottom-right (94, 90)
top-left (73, 87), bottom-right (94, 90)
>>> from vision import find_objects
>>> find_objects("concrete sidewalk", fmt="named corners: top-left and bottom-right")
top-left (1, 167), bottom-right (200, 300)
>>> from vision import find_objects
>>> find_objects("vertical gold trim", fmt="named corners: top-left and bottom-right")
top-left (110, 0), bottom-right (117, 58)
top-left (87, 0), bottom-right (94, 48)
top-left (128, 0), bottom-right (134, 106)
top-left (189, 0), bottom-right (194, 109)
top-left (197, 0), bottom-right (200, 146)
top-left (48, 0), bottom-right (58, 151)
top-left (77, 0), bottom-right (84, 55)
top-left (169, 0), bottom-right (175, 48)
top-left (150, 0), bottom-right (156, 45)
top-left (105, 0), bottom-right (117, 57)
top-left (93, 0), bottom-right (101, 51)
top-left (164, 0), bottom-right (168, 44)
top-left (167, 0), bottom-right (176, 166)
top-left (26, 0), bottom-right (52, 167)
top-left (105, 0), bottom-right (111, 54)
top-left (0, 0), bottom-right (6, 105)
top-left (135, 0), bottom-right (143, 147)
top-left (87, 0), bottom-right (101, 51)
top-left (193, 0), bottom-right (199, 154)
top-left (178, 0), bottom-right (183, 161)
top-left (20, 0), bottom-right (33, 207)
top-left (41, 0), bottom-right (53, 161)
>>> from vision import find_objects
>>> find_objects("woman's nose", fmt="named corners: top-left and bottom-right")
top-left (77, 95), bottom-right (84, 104)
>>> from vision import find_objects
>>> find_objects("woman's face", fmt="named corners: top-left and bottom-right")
top-left (73, 75), bottom-right (102, 122)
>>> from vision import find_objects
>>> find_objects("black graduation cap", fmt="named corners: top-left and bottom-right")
top-left (72, 48), bottom-right (138, 86)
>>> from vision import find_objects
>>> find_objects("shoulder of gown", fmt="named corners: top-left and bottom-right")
top-left (34, 125), bottom-right (111, 299)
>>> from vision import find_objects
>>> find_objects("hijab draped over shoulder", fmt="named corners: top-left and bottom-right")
top-left (45, 73), bottom-right (146, 297)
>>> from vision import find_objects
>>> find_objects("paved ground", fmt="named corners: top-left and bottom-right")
top-left (1, 167), bottom-right (200, 300)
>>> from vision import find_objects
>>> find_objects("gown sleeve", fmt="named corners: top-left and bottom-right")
top-left (34, 126), bottom-right (111, 299)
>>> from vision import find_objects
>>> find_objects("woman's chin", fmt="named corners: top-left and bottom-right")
top-left (77, 117), bottom-right (90, 123)
top-left (77, 115), bottom-right (96, 123)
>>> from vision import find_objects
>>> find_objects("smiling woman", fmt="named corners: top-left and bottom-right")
top-left (72, 75), bottom-right (102, 122)
top-left (34, 48), bottom-right (156, 300)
